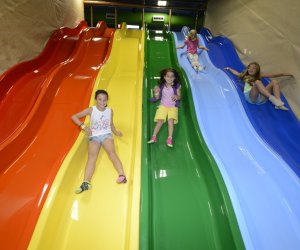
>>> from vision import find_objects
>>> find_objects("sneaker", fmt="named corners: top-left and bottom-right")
top-left (116, 175), bottom-right (127, 184)
top-left (269, 95), bottom-right (284, 107)
top-left (148, 135), bottom-right (157, 144)
top-left (275, 105), bottom-right (289, 111)
top-left (166, 137), bottom-right (173, 147)
top-left (75, 181), bottom-right (92, 194)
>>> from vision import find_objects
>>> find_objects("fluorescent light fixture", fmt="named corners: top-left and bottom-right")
top-left (158, 1), bottom-right (167, 6)
top-left (117, 24), bottom-right (139, 29)
top-left (127, 24), bottom-right (140, 29)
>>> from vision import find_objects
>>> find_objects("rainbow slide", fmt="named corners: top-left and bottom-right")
top-left (173, 30), bottom-right (300, 249)
top-left (0, 22), bottom-right (114, 249)
top-left (28, 24), bottom-right (144, 249)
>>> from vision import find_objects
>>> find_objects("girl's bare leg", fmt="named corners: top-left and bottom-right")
top-left (153, 120), bottom-right (163, 136)
top-left (249, 85), bottom-right (260, 102)
top-left (102, 139), bottom-right (125, 176)
top-left (265, 80), bottom-right (281, 99)
top-left (167, 119), bottom-right (174, 138)
top-left (252, 80), bottom-right (271, 98)
top-left (253, 79), bottom-right (285, 108)
top-left (188, 53), bottom-right (198, 68)
top-left (84, 141), bottom-right (101, 182)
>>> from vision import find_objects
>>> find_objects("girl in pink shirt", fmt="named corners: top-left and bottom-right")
top-left (177, 29), bottom-right (209, 72)
top-left (148, 68), bottom-right (181, 147)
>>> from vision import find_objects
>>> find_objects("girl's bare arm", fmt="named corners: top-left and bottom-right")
top-left (172, 86), bottom-right (181, 101)
top-left (71, 107), bottom-right (92, 135)
top-left (224, 67), bottom-right (241, 77)
top-left (198, 44), bottom-right (209, 51)
top-left (176, 44), bottom-right (186, 49)
top-left (71, 108), bottom-right (92, 126)
top-left (261, 72), bottom-right (293, 78)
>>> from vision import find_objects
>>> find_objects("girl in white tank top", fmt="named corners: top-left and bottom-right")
top-left (72, 90), bottom-right (127, 193)
top-left (90, 106), bottom-right (112, 136)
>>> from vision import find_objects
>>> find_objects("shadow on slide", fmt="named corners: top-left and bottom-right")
top-left (173, 30), bottom-right (300, 249)
top-left (28, 23), bottom-right (143, 250)
top-left (139, 28), bottom-right (244, 250)
top-left (0, 21), bottom-right (114, 249)
top-left (200, 28), bottom-right (300, 178)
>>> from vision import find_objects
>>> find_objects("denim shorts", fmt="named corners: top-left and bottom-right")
top-left (89, 133), bottom-right (113, 145)
top-left (244, 91), bottom-right (267, 105)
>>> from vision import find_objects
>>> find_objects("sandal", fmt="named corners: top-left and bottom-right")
top-left (116, 175), bottom-right (127, 184)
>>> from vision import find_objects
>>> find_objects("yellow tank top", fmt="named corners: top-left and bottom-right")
top-left (243, 80), bottom-right (252, 93)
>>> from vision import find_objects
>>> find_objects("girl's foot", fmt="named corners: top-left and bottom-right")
top-left (148, 135), bottom-right (157, 144)
top-left (116, 175), bottom-right (127, 184)
top-left (198, 65), bottom-right (205, 71)
top-left (166, 137), bottom-right (173, 147)
top-left (269, 95), bottom-right (284, 107)
top-left (275, 105), bottom-right (289, 111)
top-left (75, 181), bottom-right (92, 194)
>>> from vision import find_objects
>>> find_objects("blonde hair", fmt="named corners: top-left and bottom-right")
top-left (187, 29), bottom-right (197, 40)
top-left (239, 62), bottom-right (261, 82)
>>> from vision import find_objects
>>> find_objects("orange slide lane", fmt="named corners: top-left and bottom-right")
top-left (0, 20), bottom-right (87, 145)
top-left (0, 21), bottom-right (114, 249)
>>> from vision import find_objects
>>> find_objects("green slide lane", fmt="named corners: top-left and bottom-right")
top-left (140, 29), bottom-right (245, 250)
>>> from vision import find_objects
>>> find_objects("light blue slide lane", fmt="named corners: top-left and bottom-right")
top-left (199, 28), bottom-right (300, 178)
top-left (173, 31), bottom-right (300, 250)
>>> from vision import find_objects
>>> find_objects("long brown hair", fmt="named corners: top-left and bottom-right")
top-left (239, 62), bottom-right (261, 82)
top-left (159, 68), bottom-right (180, 87)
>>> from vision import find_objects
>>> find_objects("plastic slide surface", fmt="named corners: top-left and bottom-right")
top-left (0, 22), bottom-right (114, 249)
top-left (200, 28), bottom-right (300, 178)
top-left (173, 31), bottom-right (300, 249)
top-left (28, 24), bottom-right (143, 250)
top-left (139, 29), bottom-right (244, 250)
top-left (0, 20), bottom-right (87, 145)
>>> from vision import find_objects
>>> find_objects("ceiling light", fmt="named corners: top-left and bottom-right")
top-left (157, 1), bottom-right (167, 6)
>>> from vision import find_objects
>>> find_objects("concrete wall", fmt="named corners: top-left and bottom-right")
top-left (0, 0), bottom-right (84, 73)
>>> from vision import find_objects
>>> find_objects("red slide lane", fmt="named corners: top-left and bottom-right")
top-left (0, 20), bottom-right (88, 145)
top-left (0, 21), bottom-right (114, 249)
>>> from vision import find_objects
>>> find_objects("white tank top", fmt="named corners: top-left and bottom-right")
top-left (90, 106), bottom-right (112, 136)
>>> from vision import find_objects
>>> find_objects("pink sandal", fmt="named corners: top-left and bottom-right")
top-left (116, 175), bottom-right (127, 184)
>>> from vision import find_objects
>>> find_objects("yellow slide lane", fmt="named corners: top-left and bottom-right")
top-left (29, 24), bottom-right (144, 250)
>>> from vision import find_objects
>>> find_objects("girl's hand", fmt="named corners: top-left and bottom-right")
top-left (172, 95), bottom-right (179, 101)
top-left (205, 47), bottom-right (209, 51)
top-left (224, 67), bottom-right (230, 71)
top-left (82, 127), bottom-right (92, 136)
top-left (115, 131), bottom-right (123, 137)
top-left (153, 86), bottom-right (160, 99)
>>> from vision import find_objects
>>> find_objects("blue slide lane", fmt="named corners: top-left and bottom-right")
top-left (173, 31), bottom-right (300, 249)
top-left (200, 28), bottom-right (300, 178)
